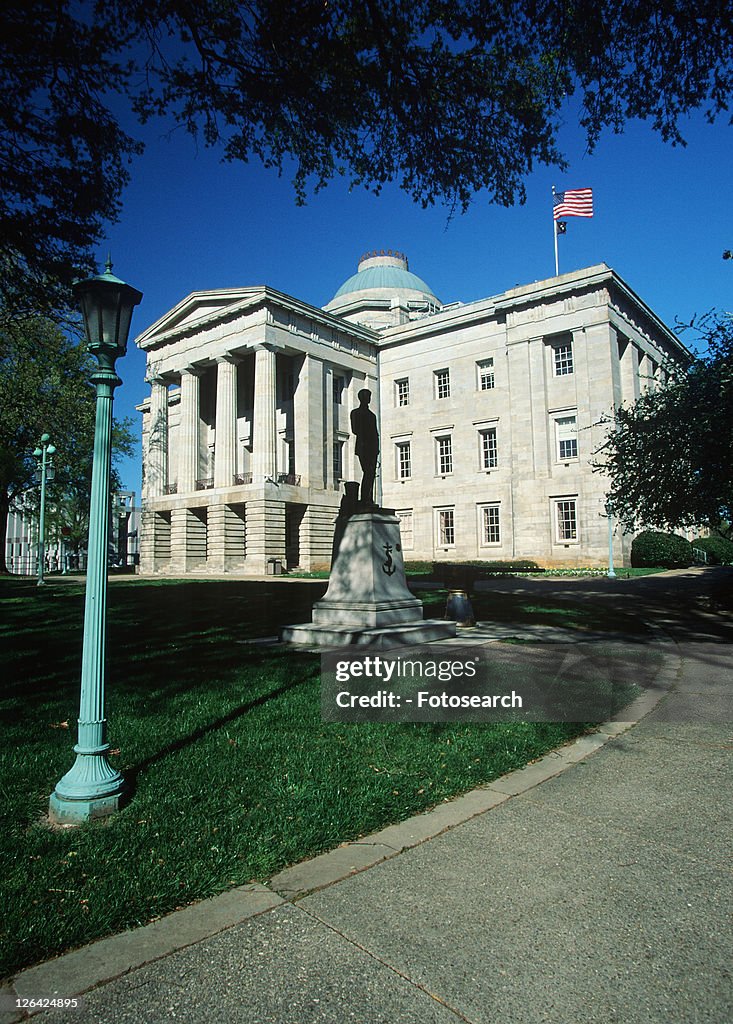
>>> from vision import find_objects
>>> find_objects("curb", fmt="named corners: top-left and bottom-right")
top-left (2, 641), bottom-right (682, 1022)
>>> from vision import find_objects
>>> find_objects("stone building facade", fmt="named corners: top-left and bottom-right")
top-left (136, 254), bottom-right (688, 573)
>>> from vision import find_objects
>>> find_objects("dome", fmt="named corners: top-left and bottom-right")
top-left (333, 256), bottom-right (436, 300)
top-left (324, 250), bottom-right (441, 329)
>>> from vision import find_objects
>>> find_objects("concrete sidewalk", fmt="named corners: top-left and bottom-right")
top-left (4, 629), bottom-right (731, 1024)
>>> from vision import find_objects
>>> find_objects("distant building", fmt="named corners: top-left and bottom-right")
top-left (4, 491), bottom-right (140, 574)
top-left (110, 491), bottom-right (141, 568)
top-left (135, 254), bottom-right (688, 574)
top-left (5, 504), bottom-right (42, 575)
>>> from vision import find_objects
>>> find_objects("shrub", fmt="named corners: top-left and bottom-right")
top-left (431, 560), bottom-right (543, 587)
top-left (691, 535), bottom-right (733, 565)
top-left (631, 531), bottom-right (694, 569)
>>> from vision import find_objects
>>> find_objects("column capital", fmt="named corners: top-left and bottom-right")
top-left (215, 353), bottom-right (239, 365)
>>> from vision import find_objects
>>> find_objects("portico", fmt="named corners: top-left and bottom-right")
top-left (136, 287), bottom-right (377, 574)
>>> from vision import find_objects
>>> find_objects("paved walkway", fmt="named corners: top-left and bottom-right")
top-left (3, 570), bottom-right (732, 1023)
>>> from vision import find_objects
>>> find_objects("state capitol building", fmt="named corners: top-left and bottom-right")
top-left (135, 251), bottom-right (687, 575)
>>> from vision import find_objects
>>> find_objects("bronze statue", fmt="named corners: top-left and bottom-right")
top-left (350, 388), bottom-right (379, 507)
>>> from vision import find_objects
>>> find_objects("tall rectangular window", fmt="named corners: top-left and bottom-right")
top-left (333, 439), bottom-right (344, 479)
top-left (434, 368), bottom-right (451, 399)
top-left (436, 435), bottom-right (453, 475)
top-left (396, 441), bottom-right (412, 480)
top-left (477, 358), bottom-right (495, 390)
top-left (333, 375), bottom-right (345, 404)
top-left (555, 499), bottom-right (578, 542)
top-left (395, 378), bottom-right (410, 406)
top-left (480, 504), bottom-right (501, 545)
top-left (436, 507), bottom-right (455, 547)
top-left (279, 372), bottom-right (295, 401)
top-left (479, 427), bottom-right (498, 469)
top-left (396, 509), bottom-right (413, 549)
top-left (555, 415), bottom-right (578, 461)
top-left (553, 341), bottom-right (574, 376)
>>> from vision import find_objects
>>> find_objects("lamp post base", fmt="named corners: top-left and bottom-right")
top-left (48, 751), bottom-right (127, 825)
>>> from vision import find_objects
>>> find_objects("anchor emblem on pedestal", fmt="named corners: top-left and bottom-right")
top-left (382, 543), bottom-right (396, 576)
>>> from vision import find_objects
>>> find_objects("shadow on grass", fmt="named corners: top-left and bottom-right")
top-left (0, 577), bottom-right (327, 705)
top-left (123, 668), bottom-right (312, 798)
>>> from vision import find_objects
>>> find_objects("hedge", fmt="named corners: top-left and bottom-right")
top-left (631, 531), bottom-right (694, 569)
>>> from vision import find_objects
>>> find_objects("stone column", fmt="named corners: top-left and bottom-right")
top-left (618, 337), bottom-right (639, 405)
top-left (147, 378), bottom-right (168, 497)
top-left (214, 357), bottom-right (237, 488)
top-left (365, 371), bottom-right (380, 504)
top-left (252, 346), bottom-right (277, 482)
top-left (294, 353), bottom-right (324, 487)
top-left (324, 364), bottom-right (335, 489)
top-left (344, 374), bottom-right (362, 482)
top-left (178, 368), bottom-right (200, 494)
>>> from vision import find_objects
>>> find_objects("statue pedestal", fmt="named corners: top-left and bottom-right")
top-left (282, 510), bottom-right (456, 648)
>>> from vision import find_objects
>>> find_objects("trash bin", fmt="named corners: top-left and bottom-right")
top-left (445, 589), bottom-right (475, 627)
top-left (267, 558), bottom-right (283, 576)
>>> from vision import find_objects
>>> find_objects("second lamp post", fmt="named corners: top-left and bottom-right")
top-left (34, 434), bottom-right (56, 585)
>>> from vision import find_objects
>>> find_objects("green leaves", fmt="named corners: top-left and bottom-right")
top-left (3, 1), bottom-right (733, 320)
top-left (597, 313), bottom-right (733, 534)
top-left (0, 317), bottom-right (137, 569)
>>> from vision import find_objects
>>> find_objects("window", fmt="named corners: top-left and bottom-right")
top-left (333, 374), bottom-right (345, 404)
top-left (436, 507), bottom-right (455, 547)
top-left (480, 504), bottom-right (501, 545)
top-left (396, 509), bottom-right (413, 549)
top-left (436, 435), bottom-right (453, 475)
top-left (555, 415), bottom-right (578, 461)
top-left (554, 499), bottom-right (578, 542)
top-left (434, 368), bottom-right (451, 399)
top-left (477, 358), bottom-right (495, 391)
top-left (333, 439), bottom-right (344, 480)
top-left (279, 372), bottom-right (295, 401)
top-left (395, 378), bottom-right (410, 406)
top-left (553, 341), bottom-right (574, 376)
top-left (396, 441), bottom-right (412, 480)
top-left (479, 427), bottom-right (498, 470)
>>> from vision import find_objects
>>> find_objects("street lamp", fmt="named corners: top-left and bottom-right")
top-left (49, 259), bottom-right (142, 826)
top-left (33, 434), bottom-right (56, 585)
top-left (605, 501), bottom-right (617, 579)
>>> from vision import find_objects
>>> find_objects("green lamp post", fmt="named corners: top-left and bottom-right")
top-left (33, 434), bottom-right (56, 585)
top-left (49, 260), bottom-right (142, 825)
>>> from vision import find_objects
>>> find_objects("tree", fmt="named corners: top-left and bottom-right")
top-left (596, 314), bottom-right (733, 537)
top-left (0, 318), bottom-right (136, 573)
top-left (2, 1), bottom-right (733, 321)
top-left (0, 3), bottom-right (141, 323)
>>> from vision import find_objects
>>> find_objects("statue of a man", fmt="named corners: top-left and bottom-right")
top-left (350, 388), bottom-right (379, 507)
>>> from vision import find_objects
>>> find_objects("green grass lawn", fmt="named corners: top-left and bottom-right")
top-left (0, 576), bottom-right (646, 979)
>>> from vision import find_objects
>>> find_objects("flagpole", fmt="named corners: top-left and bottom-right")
top-left (552, 187), bottom-right (559, 276)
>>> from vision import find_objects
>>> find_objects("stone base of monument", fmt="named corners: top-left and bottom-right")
top-left (281, 509), bottom-right (457, 648)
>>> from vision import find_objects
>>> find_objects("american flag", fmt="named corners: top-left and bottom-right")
top-left (553, 188), bottom-right (593, 219)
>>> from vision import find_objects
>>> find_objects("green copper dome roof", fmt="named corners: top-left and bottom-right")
top-left (334, 265), bottom-right (435, 298)
top-left (329, 250), bottom-right (439, 304)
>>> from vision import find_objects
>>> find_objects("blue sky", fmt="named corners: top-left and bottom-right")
top-left (102, 110), bottom-right (732, 493)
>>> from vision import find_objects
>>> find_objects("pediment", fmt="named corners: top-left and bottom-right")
top-left (135, 287), bottom-right (265, 348)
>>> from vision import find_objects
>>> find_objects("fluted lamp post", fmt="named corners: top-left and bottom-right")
top-left (49, 260), bottom-right (142, 825)
top-left (33, 434), bottom-right (56, 586)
